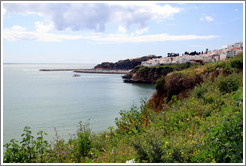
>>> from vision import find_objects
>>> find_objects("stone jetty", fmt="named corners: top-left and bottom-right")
top-left (40, 68), bottom-right (130, 74)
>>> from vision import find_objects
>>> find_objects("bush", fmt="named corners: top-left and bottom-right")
top-left (155, 76), bottom-right (166, 94)
top-left (77, 132), bottom-right (91, 157)
top-left (223, 62), bottom-right (233, 73)
top-left (115, 100), bottom-right (152, 134)
top-left (230, 53), bottom-right (243, 69)
top-left (160, 66), bottom-right (174, 75)
top-left (4, 126), bottom-right (49, 163)
top-left (132, 133), bottom-right (165, 163)
top-left (136, 66), bottom-right (150, 76)
top-left (204, 112), bottom-right (243, 163)
top-left (218, 74), bottom-right (239, 93)
top-left (193, 85), bottom-right (208, 99)
top-left (76, 121), bottom-right (92, 157)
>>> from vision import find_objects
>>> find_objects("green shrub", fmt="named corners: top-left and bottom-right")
top-left (207, 112), bottom-right (243, 162)
top-left (115, 100), bottom-right (152, 134)
top-left (4, 126), bottom-right (49, 163)
top-left (218, 74), bottom-right (239, 93)
top-left (132, 133), bottom-right (166, 163)
top-left (115, 106), bottom-right (142, 134)
top-left (160, 66), bottom-right (173, 75)
top-left (230, 54), bottom-right (243, 69)
top-left (136, 66), bottom-right (150, 76)
top-left (193, 85), bottom-right (208, 99)
top-left (155, 76), bottom-right (166, 94)
top-left (77, 131), bottom-right (91, 157)
top-left (232, 87), bottom-right (243, 107)
top-left (76, 121), bottom-right (92, 157)
top-left (223, 62), bottom-right (233, 73)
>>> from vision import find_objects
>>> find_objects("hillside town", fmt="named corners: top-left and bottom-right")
top-left (141, 41), bottom-right (243, 66)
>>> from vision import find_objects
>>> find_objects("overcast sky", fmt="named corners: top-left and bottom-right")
top-left (2, 2), bottom-right (244, 63)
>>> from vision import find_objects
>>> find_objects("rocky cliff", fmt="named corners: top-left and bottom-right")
top-left (148, 53), bottom-right (243, 111)
top-left (94, 55), bottom-right (161, 70)
top-left (122, 63), bottom-right (191, 84)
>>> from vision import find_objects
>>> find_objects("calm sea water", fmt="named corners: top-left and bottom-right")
top-left (3, 63), bottom-right (155, 144)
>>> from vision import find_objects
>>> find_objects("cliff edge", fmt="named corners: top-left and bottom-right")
top-left (148, 53), bottom-right (243, 111)
top-left (122, 63), bottom-right (191, 84)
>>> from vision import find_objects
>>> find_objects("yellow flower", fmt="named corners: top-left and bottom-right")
top-left (165, 141), bottom-right (168, 144)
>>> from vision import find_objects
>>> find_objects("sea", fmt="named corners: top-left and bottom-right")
top-left (2, 63), bottom-right (155, 145)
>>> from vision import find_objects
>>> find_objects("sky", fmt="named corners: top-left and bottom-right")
top-left (2, 2), bottom-right (244, 64)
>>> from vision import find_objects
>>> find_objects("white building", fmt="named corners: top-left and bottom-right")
top-left (141, 41), bottom-right (243, 66)
top-left (226, 41), bottom-right (243, 57)
top-left (220, 53), bottom-right (227, 61)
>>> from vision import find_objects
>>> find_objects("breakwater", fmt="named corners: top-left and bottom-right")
top-left (40, 68), bottom-right (130, 74)
top-left (39, 69), bottom-right (75, 71)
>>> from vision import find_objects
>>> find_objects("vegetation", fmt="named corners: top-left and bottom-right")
top-left (94, 55), bottom-right (161, 70)
top-left (123, 63), bottom-right (191, 84)
top-left (3, 53), bottom-right (243, 163)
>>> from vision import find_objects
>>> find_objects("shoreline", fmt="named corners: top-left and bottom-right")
top-left (40, 68), bottom-right (130, 74)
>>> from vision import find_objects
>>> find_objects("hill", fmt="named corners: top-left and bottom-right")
top-left (94, 55), bottom-right (161, 70)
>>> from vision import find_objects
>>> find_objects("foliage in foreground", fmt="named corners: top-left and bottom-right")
top-left (3, 54), bottom-right (243, 163)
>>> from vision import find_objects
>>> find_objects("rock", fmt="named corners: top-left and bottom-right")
top-left (126, 159), bottom-right (135, 163)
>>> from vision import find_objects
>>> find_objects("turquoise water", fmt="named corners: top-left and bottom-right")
top-left (3, 64), bottom-right (155, 144)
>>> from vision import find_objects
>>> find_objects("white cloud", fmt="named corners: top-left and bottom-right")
top-left (11, 25), bottom-right (26, 31)
top-left (3, 3), bottom-right (181, 32)
top-left (205, 16), bottom-right (214, 22)
top-left (3, 25), bottom-right (84, 42)
top-left (35, 22), bottom-right (54, 32)
top-left (3, 25), bottom-right (218, 43)
top-left (93, 33), bottom-right (218, 43)
top-left (136, 27), bottom-right (148, 35)
top-left (200, 16), bottom-right (214, 22)
top-left (118, 25), bottom-right (127, 33)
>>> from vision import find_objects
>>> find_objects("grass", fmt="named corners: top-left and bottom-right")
top-left (3, 53), bottom-right (243, 163)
